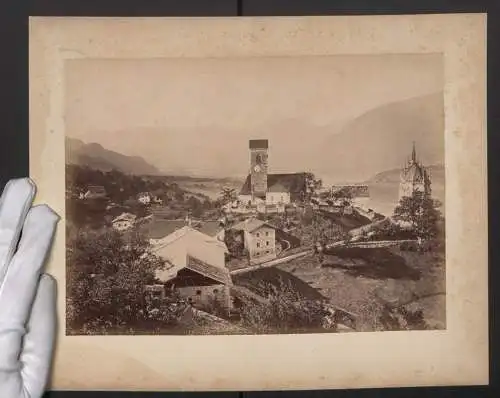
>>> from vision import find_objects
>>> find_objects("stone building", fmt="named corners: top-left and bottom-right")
top-left (238, 139), bottom-right (307, 208)
top-left (230, 218), bottom-right (278, 264)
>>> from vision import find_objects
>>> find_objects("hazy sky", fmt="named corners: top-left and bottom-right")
top-left (65, 54), bottom-right (443, 178)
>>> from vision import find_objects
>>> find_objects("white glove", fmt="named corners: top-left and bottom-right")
top-left (0, 178), bottom-right (59, 398)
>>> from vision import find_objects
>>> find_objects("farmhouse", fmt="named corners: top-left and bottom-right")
top-left (152, 226), bottom-right (232, 310)
top-left (238, 139), bottom-right (307, 209)
top-left (230, 218), bottom-right (278, 264)
top-left (82, 185), bottom-right (107, 200)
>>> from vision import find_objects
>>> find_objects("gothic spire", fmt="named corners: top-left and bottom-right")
top-left (411, 141), bottom-right (417, 163)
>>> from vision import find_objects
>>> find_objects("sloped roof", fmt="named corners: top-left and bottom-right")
top-left (185, 254), bottom-right (231, 285)
top-left (231, 218), bottom-right (276, 233)
top-left (195, 221), bottom-right (224, 237)
top-left (154, 225), bottom-right (227, 252)
top-left (145, 220), bottom-right (186, 239)
top-left (112, 212), bottom-right (136, 223)
top-left (267, 182), bottom-right (289, 193)
top-left (401, 160), bottom-right (430, 184)
top-left (153, 226), bottom-right (229, 282)
top-left (239, 172), bottom-right (307, 195)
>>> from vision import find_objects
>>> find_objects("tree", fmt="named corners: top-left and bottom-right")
top-left (66, 227), bottom-right (168, 333)
top-left (304, 172), bottom-right (322, 201)
top-left (331, 188), bottom-right (353, 206)
top-left (224, 229), bottom-right (245, 259)
top-left (239, 279), bottom-right (327, 333)
top-left (219, 187), bottom-right (237, 205)
top-left (187, 196), bottom-right (204, 218)
top-left (393, 190), bottom-right (441, 240)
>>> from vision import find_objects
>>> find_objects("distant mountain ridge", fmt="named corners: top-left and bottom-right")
top-left (66, 137), bottom-right (162, 175)
top-left (314, 92), bottom-right (445, 183)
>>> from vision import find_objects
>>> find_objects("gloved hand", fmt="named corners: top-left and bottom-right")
top-left (0, 178), bottom-right (59, 398)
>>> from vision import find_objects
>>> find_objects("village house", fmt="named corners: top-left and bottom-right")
top-left (111, 212), bottom-right (137, 232)
top-left (237, 140), bottom-right (307, 213)
top-left (82, 185), bottom-right (107, 200)
top-left (151, 226), bottom-right (232, 311)
top-left (137, 192), bottom-right (151, 205)
top-left (230, 218), bottom-right (277, 264)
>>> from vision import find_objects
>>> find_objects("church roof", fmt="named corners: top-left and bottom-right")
top-left (400, 142), bottom-right (430, 184)
top-left (401, 161), bottom-right (429, 183)
top-left (239, 172), bottom-right (307, 195)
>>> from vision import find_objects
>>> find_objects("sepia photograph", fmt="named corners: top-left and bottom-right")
top-left (65, 54), bottom-right (446, 336)
top-left (30, 15), bottom-right (487, 390)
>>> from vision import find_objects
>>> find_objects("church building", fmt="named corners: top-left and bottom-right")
top-left (399, 142), bottom-right (431, 200)
top-left (238, 139), bottom-right (307, 207)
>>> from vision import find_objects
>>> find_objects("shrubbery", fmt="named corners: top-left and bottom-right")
top-left (66, 226), bottom-right (176, 334)
top-left (239, 279), bottom-right (328, 333)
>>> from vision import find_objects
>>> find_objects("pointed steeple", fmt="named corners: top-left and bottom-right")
top-left (411, 141), bottom-right (417, 163)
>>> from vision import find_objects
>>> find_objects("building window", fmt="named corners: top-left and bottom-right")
top-left (256, 242), bottom-right (260, 248)
top-left (266, 241), bottom-right (270, 246)
top-left (213, 289), bottom-right (219, 294)
top-left (256, 232), bottom-right (260, 237)
top-left (265, 231), bottom-right (269, 236)
top-left (196, 290), bottom-right (202, 295)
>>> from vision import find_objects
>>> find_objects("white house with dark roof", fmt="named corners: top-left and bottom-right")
top-left (151, 226), bottom-right (232, 310)
top-left (230, 217), bottom-right (277, 264)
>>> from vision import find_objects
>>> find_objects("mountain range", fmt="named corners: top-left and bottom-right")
top-left (312, 92), bottom-right (444, 183)
top-left (66, 137), bottom-right (161, 175)
top-left (66, 91), bottom-right (444, 184)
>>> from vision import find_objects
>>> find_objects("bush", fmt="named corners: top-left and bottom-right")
top-left (377, 304), bottom-right (429, 331)
top-left (66, 227), bottom-right (171, 334)
top-left (239, 279), bottom-right (327, 333)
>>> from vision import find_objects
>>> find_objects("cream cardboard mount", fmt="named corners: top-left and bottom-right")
top-left (29, 14), bottom-right (488, 391)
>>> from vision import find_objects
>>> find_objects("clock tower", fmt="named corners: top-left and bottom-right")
top-left (249, 139), bottom-right (268, 198)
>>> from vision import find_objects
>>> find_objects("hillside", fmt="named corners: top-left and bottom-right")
top-left (66, 137), bottom-right (161, 176)
top-left (315, 92), bottom-right (444, 183)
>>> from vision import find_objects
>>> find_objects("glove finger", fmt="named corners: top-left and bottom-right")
top-left (0, 204), bottom-right (59, 327)
top-left (20, 274), bottom-right (57, 398)
top-left (0, 178), bottom-right (36, 284)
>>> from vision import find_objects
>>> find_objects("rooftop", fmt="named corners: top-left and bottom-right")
top-left (144, 220), bottom-right (186, 239)
top-left (231, 218), bottom-right (276, 233)
top-left (249, 139), bottom-right (269, 149)
top-left (195, 220), bottom-right (224, 237)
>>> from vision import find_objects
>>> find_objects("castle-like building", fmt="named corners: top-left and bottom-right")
top-left (399, 142), bottom-right (431, 200)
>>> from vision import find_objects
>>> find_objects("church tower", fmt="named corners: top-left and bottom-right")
top-left (399, 142), bottom-right (431, 200)
top-left (249, 139), bottom-right (268, 198)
